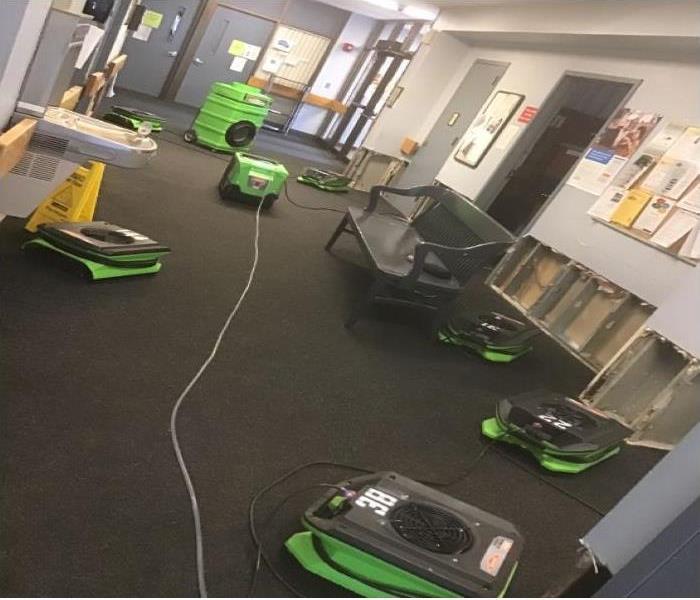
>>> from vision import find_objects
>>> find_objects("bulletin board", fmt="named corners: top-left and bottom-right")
top-left (583, 121), bottom-right (700, 264)
top-left (253, 25), bottom-right (331, 91)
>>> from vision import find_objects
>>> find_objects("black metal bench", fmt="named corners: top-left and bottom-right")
top-left (326, 184), bottom-right (514, 331)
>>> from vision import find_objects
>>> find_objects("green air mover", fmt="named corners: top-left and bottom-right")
top-left (286, 471), bottom-right (523, 598)
top-left (438, 312), bottom-right (538, 363)
top-left (184, 82), bottom-right (272, 152)
top-left (23, 221), bottom-right (170, 280)
top-left (102, 106), bottom-right (166, 133)
top-left (218, 152), bottom-right (288, 208)
top-left (297, 167), bottom-right (351, 192)
top-left (482, 391), bottom-right (631, 474)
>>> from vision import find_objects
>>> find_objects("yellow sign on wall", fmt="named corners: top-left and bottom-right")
top-left (142, 10), bottom-right (163, 29)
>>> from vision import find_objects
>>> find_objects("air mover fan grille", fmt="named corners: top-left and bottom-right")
top-left (389, 502), bottom-right (472, 554)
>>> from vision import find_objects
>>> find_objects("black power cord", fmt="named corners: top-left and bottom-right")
top-left (283, 181), bottom-right (347, 214)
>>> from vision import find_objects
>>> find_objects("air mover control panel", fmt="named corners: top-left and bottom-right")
top-left (287, 472), bottom-right (522, 597)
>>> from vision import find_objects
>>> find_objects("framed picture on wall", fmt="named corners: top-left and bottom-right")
top-left (454, 91), bottom-right (525, 168)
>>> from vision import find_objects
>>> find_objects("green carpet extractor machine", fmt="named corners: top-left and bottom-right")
top-left (297, 167), bottom-right (351, 192)
top-left (482, 391), bottom-right (631, 474)
top-left (286, 471), bottom-right (523, 598)
top-left (23, 221), bottom-right (170, 280)
top-left (184, 82), bottom-right (272, 152)
top-left (439, 312), bottom-right (538, 363)
top-left (102, 106), bottom-right (166, 133)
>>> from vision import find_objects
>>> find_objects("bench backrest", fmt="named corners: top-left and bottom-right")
top-left (413, 188), bottom-right (513, 283)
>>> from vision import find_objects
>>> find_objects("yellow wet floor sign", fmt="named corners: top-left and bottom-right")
top-left (25, 161), bottom-right (105, 233)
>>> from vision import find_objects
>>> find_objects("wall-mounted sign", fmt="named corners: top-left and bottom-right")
top-left (228, 40), bottom-right (261, 61)
top-left (141, 10), bottom-right (163, 29)
top-left (454, 90), bottom-right (524, 168)
top-left (518, 105), bottom-right (538, 124)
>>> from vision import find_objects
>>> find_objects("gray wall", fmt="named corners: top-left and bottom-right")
top-left (584, 422), bottom-right (700, 574)
top-left (220, 0), bottom-right (349, 38)
top-left (0, 0), bottom-right (50, 128)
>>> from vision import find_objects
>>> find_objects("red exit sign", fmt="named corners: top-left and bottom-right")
top-left (518, 106), bottom-right (538, 123)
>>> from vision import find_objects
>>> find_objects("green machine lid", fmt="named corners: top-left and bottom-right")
top-left (210, 82), bottom-right (272, 107)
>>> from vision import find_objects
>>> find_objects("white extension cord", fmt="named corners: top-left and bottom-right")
top-left (169, 199), bottom-right (264, 598)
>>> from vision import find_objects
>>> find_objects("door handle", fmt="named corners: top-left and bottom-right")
top-left (193, 57), bottom-right (204, 65)
top-left (167, 50), bottom-right (178, 57)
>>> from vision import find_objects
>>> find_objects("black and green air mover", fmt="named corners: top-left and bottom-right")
top-left (297, 167), bottom-right (351, 192)
top-left (184, 82), bottom-right (272, 152)
top-left (102, 106), bottom-right (166, 133)
top-left (23, 221), bottom-right (170, 280)
top-left (439, 312), bottom-right (538, 363)
top-left (218, 151), bottom-right (288, 208)
top-left (482, 391), bottom-right (631, 474)
top-left (286, 471), bottom-right (522, 598)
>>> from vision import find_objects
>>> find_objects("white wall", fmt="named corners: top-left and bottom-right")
top-left (361, 31), bottom-right (472, 157)
top-left (293, 12), bottom-right (377, 135)
top-left (0, 0), bottom-right (51, 129)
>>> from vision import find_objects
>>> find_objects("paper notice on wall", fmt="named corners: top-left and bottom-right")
top-left (667, 126), bottom-right (700, 163)
top-left (132, 23), bottom-right (152, 42)
top-left (228, 39), bottom-right (246, 56)
top-left (645, 122), bottom-right (687, 156)
top-left (650, 209), bottom-right (698, 248)
top-left (679, 221), bottom-right (700, 259)
top-left (610, 188), bottom-right (652, 227)
top-left (273, 37), bottom-right (293, 53)
top-left (632, 196), bottom-right (676, 234)
top-left (242, 44), bottom-right (261, 60)
top-left (678, 181), bottom-right (700, 214)
top-left (262, 55), bottom-right (282, 74)
top-left (493, 123), bottom-right (521, 151)
top-left (229, 56), bottom-right (247, 73)
top-left (588, 186), bottom-right (628, 221)
top-left (141, 10), bottom-right (163, 29)
top-left (613, 153), bottom-right (656, 189)
top-left (642, 157), bottom-right (698, 199)
top-left (568, 148), bottom-right (627, 195)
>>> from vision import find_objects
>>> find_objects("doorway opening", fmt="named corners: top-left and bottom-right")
top-left (486, 74), bottom-right (638, 234)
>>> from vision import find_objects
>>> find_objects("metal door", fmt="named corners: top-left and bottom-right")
top-left (396, 60), bottom-right (509, 189)
top-left (175, 6), bottom-right (275, 107)
top-left (118, 0), bottom-right (201, 97)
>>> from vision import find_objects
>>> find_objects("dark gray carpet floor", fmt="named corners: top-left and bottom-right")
top-left (0, 114), bottom-right (663, 597)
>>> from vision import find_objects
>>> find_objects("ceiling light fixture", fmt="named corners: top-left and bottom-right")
top-left (400, 4), bottom-right (439, 20)
top-left (363, 0), bottom-right (401, 11)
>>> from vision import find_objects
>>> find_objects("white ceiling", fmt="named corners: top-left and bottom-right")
top-left (314, 1), bottom-right (516, 21)
top-left (313, 0), bottom-right (447, 21)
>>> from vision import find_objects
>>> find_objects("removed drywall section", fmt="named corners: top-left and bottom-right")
top-left (293, 12), bottom-right (377, 135)
top-left (361, 31), bottom-right (472, 160)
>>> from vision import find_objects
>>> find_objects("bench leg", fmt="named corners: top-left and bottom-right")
top-left (345, 280), bottom-right (381, 329)
top-left (325, 213), bottom-right (349, 251)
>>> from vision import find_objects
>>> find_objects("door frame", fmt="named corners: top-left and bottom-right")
top-left (161, 0), bottom-right (278, 101)
top-left (476, 70), bottom-right (642, 233)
